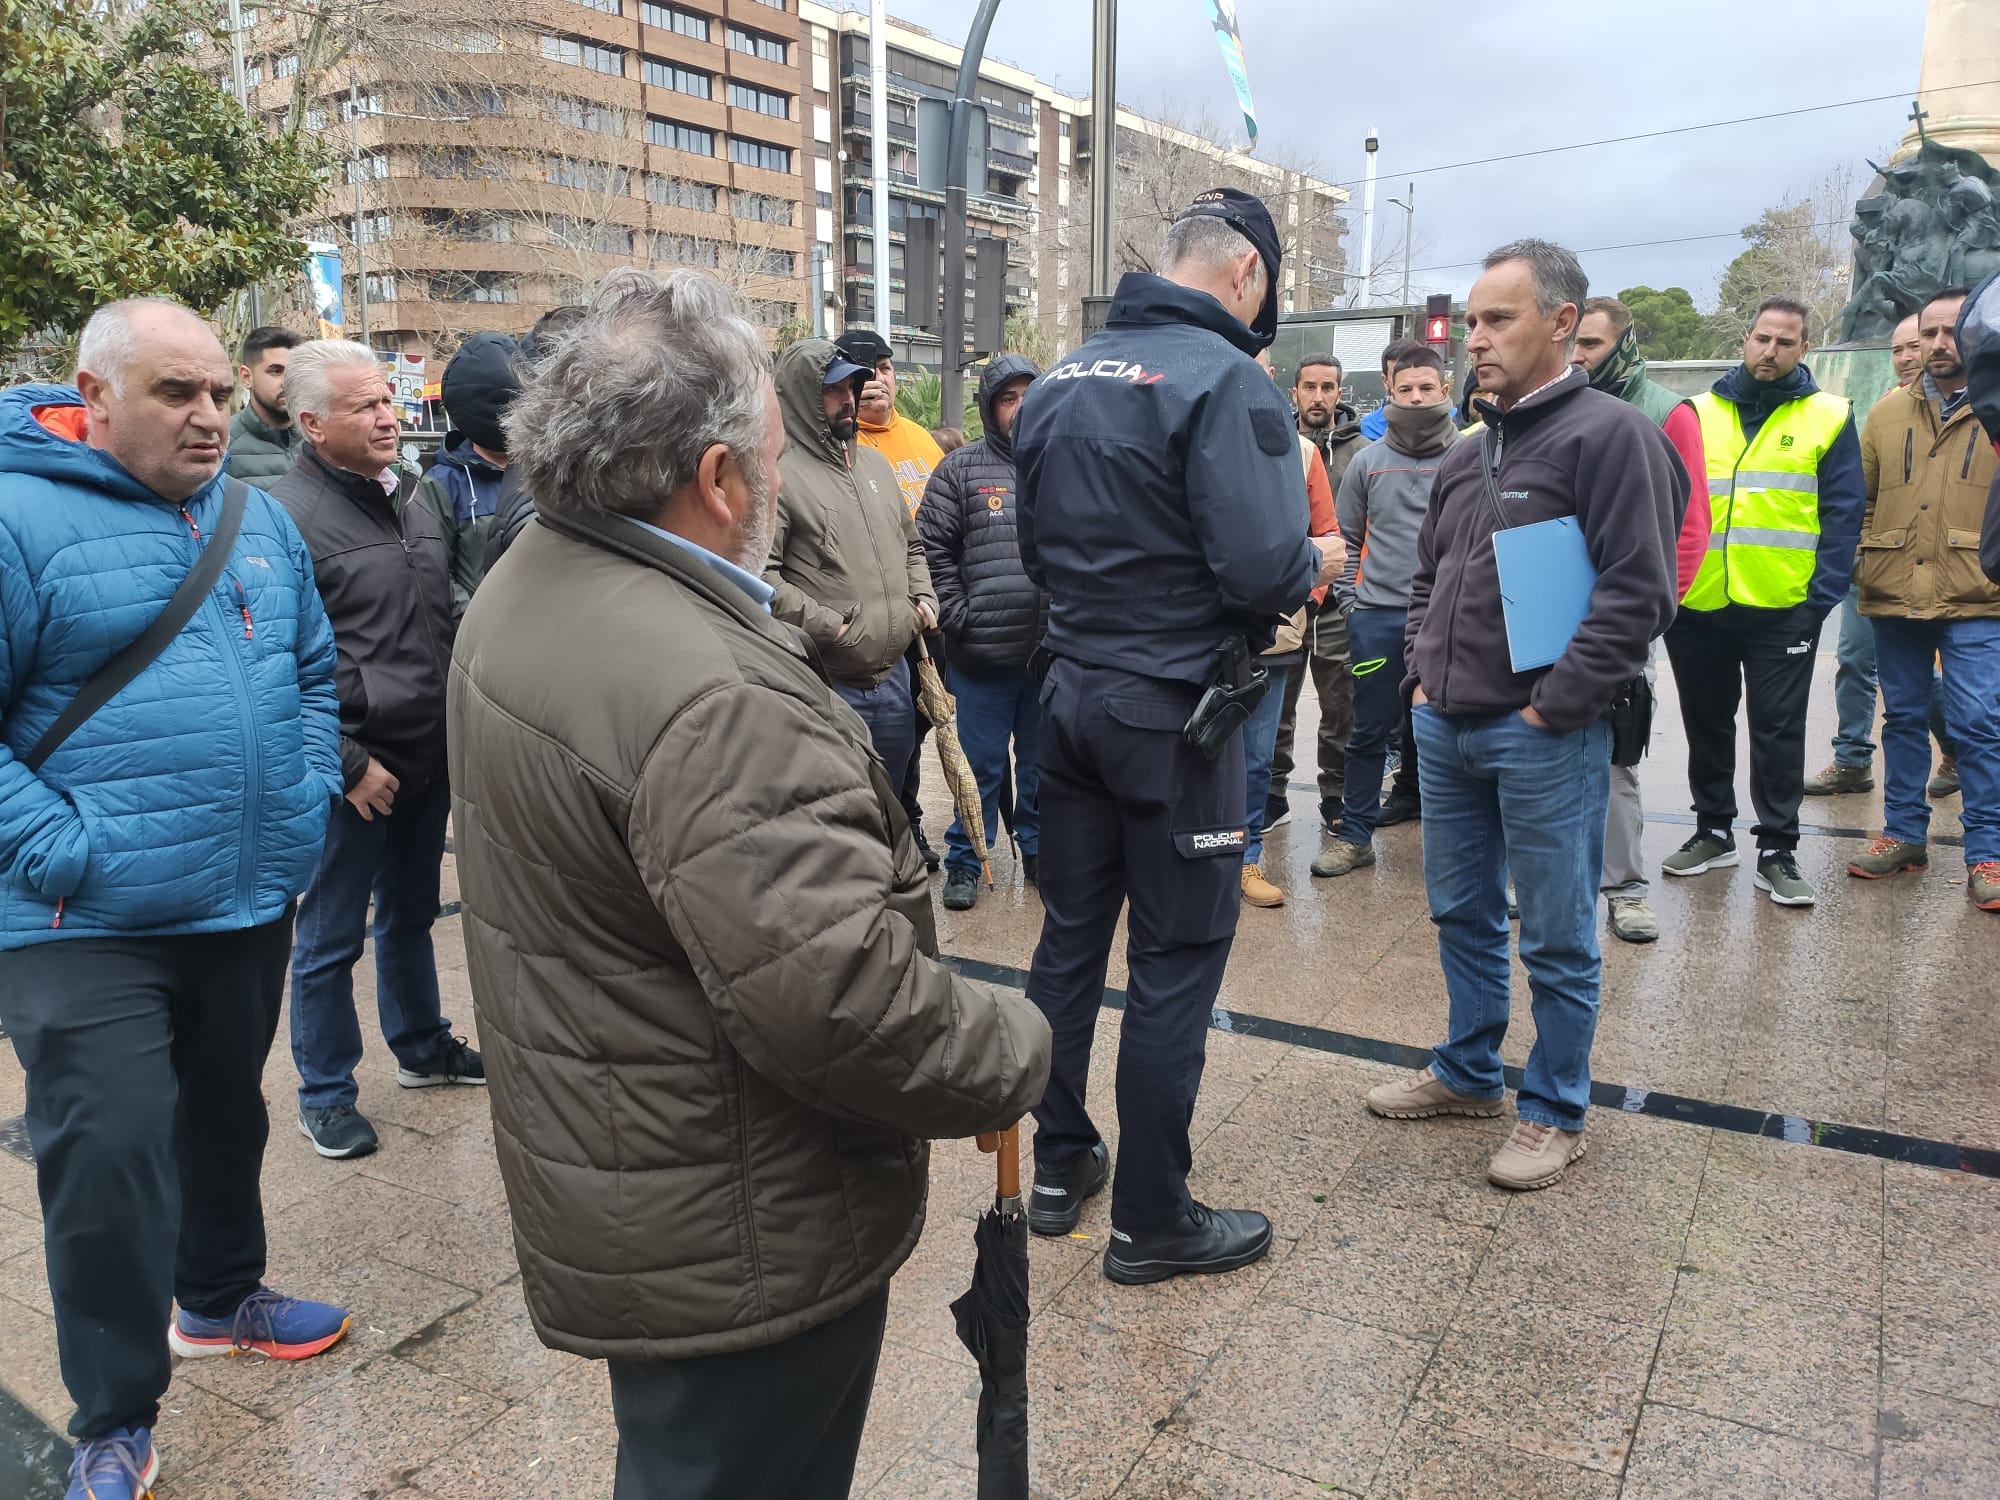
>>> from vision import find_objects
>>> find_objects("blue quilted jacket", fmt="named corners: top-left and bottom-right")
top-left (0, 385), bottom-right (343, 949)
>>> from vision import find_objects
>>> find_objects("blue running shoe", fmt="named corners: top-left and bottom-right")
top-left (67, 1426), bottom-right (157, 1499)
top-left (168, 1285), bottom-right (351, 1362)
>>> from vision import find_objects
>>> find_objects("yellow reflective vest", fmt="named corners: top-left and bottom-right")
top-left (1683, 390), bottom-right (1851, 611)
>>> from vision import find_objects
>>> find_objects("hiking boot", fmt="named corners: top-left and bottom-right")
top-left (1970, 861), bottom-right (2000, 912)
top-left (1103, 1202), bottom-right (1272, 1286)
top-left (1662, 830), bottom-right (1739, 877)
top-left (1364, 1065), bottom-right (1504, 1121)
top-left (1487, 1119), bottom-right (1587, 1191)
top-left (1310, 840), bottom-right (1375, 878)
top-left (1803, 762), bottom-right (1874, 795)
top-left (1262, 795), bottom-right (1291, 831)
top-left (1929, 756), bottom-right (1960, 799)
top-left (1754, 850), bottom-right (1815, 907)
top-left (169, 1286), bottom-right (351, 1362)
top-left (1028, 1141), bottom-right (1109, 1236)
top-left (942, 868), bottom-right (979, 911)
top-left (1021, 852), bottom-right (1038, 886)
top-left (1318, 796), bottom-right (1342, 835)
top-left (911, 823), bottom-right (942, 872)
top-left (1606, 895), bottom-right (1659, 944)
top-left (1240, 864), bottom-right (1285, 908)
top-left (1847, 835), bottom-right (1928, 880)
top-left (297, 1103), bottom-right (377, 1160)
top-left (1376, 790), bottom-right (1421, 827)
top-left (398, 1035), bottom-right (485, 1089)
top-left (66, 1426), bottom-right (157, 1500)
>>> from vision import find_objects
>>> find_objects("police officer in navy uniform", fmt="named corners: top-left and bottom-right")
top-left (1014, 188), bottom-right (1344, 1284)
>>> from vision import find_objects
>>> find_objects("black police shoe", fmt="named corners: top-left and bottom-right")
top-left (1377, 790), bottom-right (1422, 827)
top-left (942, 869), bottom-right (979, 911)
top-left (911, 823), bottom-right (942, 872)
top-left (1022, 852), bottom-right (1038, 886)
top-left (1102, 1201), bottom-right (1273, 1286)
top-left (1027, 1141), bottom-right (1109, 1236)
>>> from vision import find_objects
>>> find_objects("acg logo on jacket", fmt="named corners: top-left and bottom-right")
top-left (1047, 357), bottom-right (1165, 386)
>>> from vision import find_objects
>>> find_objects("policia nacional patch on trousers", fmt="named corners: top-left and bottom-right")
top-left (1174, 826), bottom-right (1249, 857)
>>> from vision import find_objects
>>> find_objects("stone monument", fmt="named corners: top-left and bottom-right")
top-left (1840, 0), bottom-right (2000, 341)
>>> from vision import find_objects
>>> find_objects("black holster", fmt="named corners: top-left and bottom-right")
top-left (1603, 672), bottom-right (1654, 768)
top-left (1183, 635), bottom-right (1269, 762)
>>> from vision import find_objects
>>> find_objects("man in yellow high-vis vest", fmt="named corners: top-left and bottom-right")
top-left (1661, 298), bottom-right (1866, 908)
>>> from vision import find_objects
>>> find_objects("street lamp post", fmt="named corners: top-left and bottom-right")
top-left (1387, 182), bottom-right (1414, 311)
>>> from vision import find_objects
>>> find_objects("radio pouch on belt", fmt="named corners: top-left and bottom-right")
top-left (1183, 634), bottom-right (1269, 762)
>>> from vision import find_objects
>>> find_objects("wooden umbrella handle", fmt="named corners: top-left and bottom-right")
top-left (975, 1122), bottom-right (1023, 1200)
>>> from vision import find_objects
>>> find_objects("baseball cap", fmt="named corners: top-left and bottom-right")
top-left (834, 329), bottom-right (893, 367)
top-left (1173, 186), bottom-right (1283, 349)
top-left (823, 353), bottom-right (870, 386)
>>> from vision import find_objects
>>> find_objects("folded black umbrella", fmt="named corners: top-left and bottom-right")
top-left (951, 1124), bottom-right (1029, 1500)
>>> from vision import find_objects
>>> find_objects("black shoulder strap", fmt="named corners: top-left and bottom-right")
top-left (23, 478), bottom-right (250, 772)
top-left (1480, 426), bottom-right (1515, 534)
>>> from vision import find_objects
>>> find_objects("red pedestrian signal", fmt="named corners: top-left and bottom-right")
top-left (1425, 315), bottom-right (1449, 343)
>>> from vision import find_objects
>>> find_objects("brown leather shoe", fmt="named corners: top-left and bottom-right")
top-left (1364, 1066), bottom-right (1504, 1121)
top-left (1487, 1119), bottom-right (1587, 1191)
top-left (1240, 864), bottom-right (1285, 908)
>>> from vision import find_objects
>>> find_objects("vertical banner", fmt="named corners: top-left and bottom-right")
top-left (1203, 1), bottom-right (1258, 151)
top-left (306, 242), bottom-right (344, 337)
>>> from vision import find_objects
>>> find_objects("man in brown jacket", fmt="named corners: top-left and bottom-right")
top-left (448, 270), bottom-right (1051, 1500)
top-left (1846, 286), bottom-right (2000, 910)
top-left (765, 338), bottom-right (938, 795)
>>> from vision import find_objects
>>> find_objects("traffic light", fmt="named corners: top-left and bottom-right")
top-left (972, 237), bottom-right (1008, 357)
top-left (904, 214), bottom-right (940, 332)
top-left (1424, 293), bottom-right (1451, 344)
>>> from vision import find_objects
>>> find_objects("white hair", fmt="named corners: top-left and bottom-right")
top-left (1161, 215), bottom-right (1257, 275)
top-left (285, 339), bottom-right (385, 422)
top-left (74, 298), bottom-right (206, 394)
top-left (505, 268), bottom-right (771, 523)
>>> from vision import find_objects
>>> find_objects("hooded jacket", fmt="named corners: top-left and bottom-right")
top-left (1333, 404), bottom-right (1462, 615)
top-left (1584, 328), bottom-right (1713, 598)
top-left (269, 446), bottom-right (455, 795)
top-left (448, 505), bottom-right (1050, 1361)
top-left (1301, 401), bottom-right (1366, 496)
top-left (0, 385), bottom-right (341, 949)
top-left (765, 340), bottom-right (936, 686)
top-left (226, 401), bottom-right (300, 484)
top-left (1955, 267), bottom-right (2000, 586)
top-left (413, 430), bottom-right (506, 616)
top-left (857, 409), bottom-right (945, 519)
top-left (1857, 376), bottom-right (2000, 619)
top-left (915, 355), bottom-right (1047, 671)
top-left (1404, 366), bottom-right (1685, 732)
top-left (1014, 273), bottom-right (1322, 685)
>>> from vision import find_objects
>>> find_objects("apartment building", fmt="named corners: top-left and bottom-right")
top-left (223, 0), bottom-right (818, 358)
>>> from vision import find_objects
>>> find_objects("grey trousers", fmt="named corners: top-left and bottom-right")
top-left (1600, 644), bottom-right (1659, 899)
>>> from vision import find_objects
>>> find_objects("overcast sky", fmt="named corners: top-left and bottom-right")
top-left (868, 0), bottom-right (1932, 306)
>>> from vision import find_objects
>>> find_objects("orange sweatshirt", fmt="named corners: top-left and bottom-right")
top-left (858, 412), bottom-right (944, 518)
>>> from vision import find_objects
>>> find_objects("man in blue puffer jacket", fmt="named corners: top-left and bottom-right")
top-left (0, 300), bottom-right (352, 1500)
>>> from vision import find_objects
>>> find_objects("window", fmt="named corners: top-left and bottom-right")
top-left (748, 300), bottom-right (798, 326)
top-left (547, 157), bottom-right (631, 194)
top-left (243, 62), bottom-right (263, 86)
top-left (554, 96), bottom-right (628, 135)
top-left (730, 138), bottom-right (791, 172)
top-left (640, 2), bottom-right (709, 40)
top-left (275, 54), bottom-right (299, 78)
top-left (547, 219), bottom-right (635, 254)
top-left (648, 117), bottom-right (714, 155)
top-left (572, 0), bottom-right (621, 12)
top-left (418, 146), bottom-right (501, 179)
top-left (750, 0), bottom-right (786, 9)
top-left (432, 273), bottom-right (521, 304)
top-left (453, 29), bottom-right (500, 53)
top-left (643, 59), bottom-right (711, 98)
top-left (653, 233), bottom-right (720, 267)
top-left (727, 82), bottom-right (789, 119)
top-left (421, 83), bottom-right (506, 117)
top-left (646, 175), bottom-right (719, 210)
top-left (241, 6), bottom-right (262, 27)
top-left (543, 34), bottom-right (625, 76)
top-left (734, 191), bottom-right (792, 225)
top-left (726, 25), bottom-right (788, 64)
top-left (303, 106), bottom-right (328, 130)
top-left (363, 274), bottom-right (397, 303)
top-left (346, 151), bottom-right (389, 183)
top-left (816, 191), bottom-right (831, 208)
top-left (417, 209), bottom-right (515, 242)
top-left (742, 247), bottom-right (795, 276)
top-left (356, 212), bottom-right (392, 244)
top-left (341, 91), bottom-right (383, 121)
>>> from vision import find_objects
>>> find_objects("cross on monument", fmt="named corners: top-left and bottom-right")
top-left (1910, 99), bottom-right (1931, 145)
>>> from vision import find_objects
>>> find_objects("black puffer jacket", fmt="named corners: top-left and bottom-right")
top-left (917, 355), bottom-right (1047, 671)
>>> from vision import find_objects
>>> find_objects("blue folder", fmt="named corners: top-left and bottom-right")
top-left (1491, 517), bottom-right (1597, 673)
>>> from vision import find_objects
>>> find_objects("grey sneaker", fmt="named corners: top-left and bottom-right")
top-left (1606, 895), bottom-right (1659, 944)
top-left (1928, 757), bottom-right (1960, 799)
top-left (1310, 840), bottom-right (1375, 878)
top-left (1804, 763), bottom-right (1875, 795)
top-left (1663, 831), bottom-right (1739, 877)
top-left (1754, 851), bottom-right (1815, 907)
top-left (398, 1035), bottom-right (486, 1089)
top-left (298, 1104), bottom-right (378, 1160)
top-left (1846, 835), bottom-right (1928, 880)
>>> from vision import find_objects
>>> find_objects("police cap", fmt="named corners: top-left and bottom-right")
top-left (1174, 186), bottom-right (1282, 348)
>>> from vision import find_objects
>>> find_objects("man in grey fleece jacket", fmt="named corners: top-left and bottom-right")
top-left (1312, 345), bottom-right (1460, 878)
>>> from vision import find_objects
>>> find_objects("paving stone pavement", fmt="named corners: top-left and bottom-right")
top-left (2, 654), bottom-right (1998, 1498)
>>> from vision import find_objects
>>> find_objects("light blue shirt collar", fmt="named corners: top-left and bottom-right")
top-left (622, 516), bottom-right (774, 612)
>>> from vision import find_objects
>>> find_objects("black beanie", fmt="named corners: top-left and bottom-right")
top-left (440, 332), bottom-right (523, 454)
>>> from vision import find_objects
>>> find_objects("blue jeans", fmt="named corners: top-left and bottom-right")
top-left (1242, 665), bottom-right (1290, 864)
top-left (1875, 615), bottom-right (2000, 864)
top-left (944, 662), bottom-right (1041, 877)
top-left (1336, 607), bottom-right (1408, 847)
top-left (1831, 584), bottom-right (1956, 766)
top-left (833, 658), bottom-right (915, 800)
top-left (289, 776), bottom-right (454, 1109)
top-left (1412, 704), bottom-right (1612, 1132)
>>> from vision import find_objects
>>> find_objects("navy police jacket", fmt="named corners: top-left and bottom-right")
top-left (1014, 273), bottom-right (1321, 686)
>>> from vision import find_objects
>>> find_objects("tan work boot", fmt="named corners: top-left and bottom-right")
top-left (1240, 864), bottom-right (1285, 908)
top-left (1487, 1119), bottom-right (1587, 1191)
top-left (1365, 1066), bottom-right (1504, 1120)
